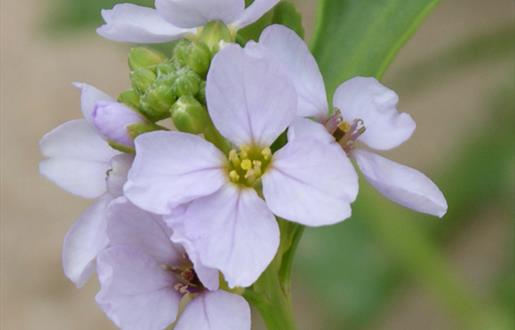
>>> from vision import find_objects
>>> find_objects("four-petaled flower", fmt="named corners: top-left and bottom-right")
top-left (124, 43), bottom-right (359, 287)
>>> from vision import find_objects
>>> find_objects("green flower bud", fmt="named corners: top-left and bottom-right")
top-left (128, 47), bottom-right (165, 71)
top-left (185, 42), bottom-right (212, 76)
top-left (117, 89), bottom-right (140, 110)
top-left (170, 96), bottom-right (210, 134)
top-left (198, 21), bottom-right (234, 52)
top-left (156, 60), bottom-right (181, 77)
top-left (173, 40), bottom-right (191, 67)
top-left (140, 84), bottom-right (176, 121)
top-left (198, 81), bottom-right (207, 105)
top-left (173, 69), bottom-right (201, 96)
top-left (130, 68), bottom-right (156, 94)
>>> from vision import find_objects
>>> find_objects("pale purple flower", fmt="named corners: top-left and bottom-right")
top-left (124, 43), bottom-right (358, 287)
top-left (97, 0), bottom-right (279, 43)
top-left (39, 83), bottom-right (133, 287)
top-left (96, 198), bottom-right (250, 330)
top-left (254, 25), bottom-right (448, 217)
top-left (92, 100), bottom-right (147, 148)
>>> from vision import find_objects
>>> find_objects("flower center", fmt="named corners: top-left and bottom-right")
top-left (165, 258), bottom-right (204, 295)
top-left (227, 146), bottom-right (272, 187)
top-left (325, 109), bottom-right (366, 153)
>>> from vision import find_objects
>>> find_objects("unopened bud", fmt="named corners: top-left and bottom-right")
top-left (117, 89), bottom-right (140, 110)
top-left (173, 40), bottom-right (212, 76)
top-left (170, 96), bottom-right (210, 134)
top-left (173, 69), bottom-right (201, 96)
top-left (140, 84), bottom-right (176, 121)
top-left (92, 101), bottom-right (146, 149)
top-left (197, 21), bottom-right (234, 53)
top-left (128, 47), bottom-right (165, 71)
top-left (130, 68), bottom-right (156, 94)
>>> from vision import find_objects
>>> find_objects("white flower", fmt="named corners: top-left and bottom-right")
top-left (255, 25), bottom-right (448, 217)
top-left (124, 43), bottom-right (358, 287)
top-left (97, 0), bottom-right (279, 43)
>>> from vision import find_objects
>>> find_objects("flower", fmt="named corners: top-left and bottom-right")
top-left (96, 198), bottom-right (251, 330)
top-left (97, 0), bottom-right (279, 44)
top-left (253, 25), bottom-right (448, 217)
top-left (124, 44), bottom-right (358, 287)
top-left (39, 83), bottom-right (133, 287)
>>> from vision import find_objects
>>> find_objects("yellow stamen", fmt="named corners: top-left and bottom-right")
top-left (338, 121), bottom-right (351, 133)
top-left (240, 159), bottom-right (252, 171)
top-left (229, 170), bottom-right (240, 182)
top-left (261, 147), bottom-right (272, 160)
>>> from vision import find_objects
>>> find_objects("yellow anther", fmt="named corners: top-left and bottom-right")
top-left (240, 146), bottom-right (250, 158)
top-left (228, 149), bottom-right (240, 167)
top-left (241, 159), bottom-right (252, 171)
top-left (338, 121), bottom-right (351, 133)
top-left (261, 148), bottom-right (272, 160)
top-left (229, 170), bottom-right (240, 182)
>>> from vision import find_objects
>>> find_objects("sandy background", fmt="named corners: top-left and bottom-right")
top-left (1, 0), bottom-right (513, 329)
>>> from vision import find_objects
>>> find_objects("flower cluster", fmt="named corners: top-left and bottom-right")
top-left (40, 1), bottom-right (447, 329)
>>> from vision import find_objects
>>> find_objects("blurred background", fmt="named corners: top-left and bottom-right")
top-left (1, 0), bottom-right (513, 329)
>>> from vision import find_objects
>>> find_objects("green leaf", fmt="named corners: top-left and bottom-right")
top-left (311, 0), bottom-right (440, 95)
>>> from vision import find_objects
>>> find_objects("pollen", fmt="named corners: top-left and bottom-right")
top-left (227, 146), bottom-right (273, 187)
top-left (240, 159), bottom-right (252, 171)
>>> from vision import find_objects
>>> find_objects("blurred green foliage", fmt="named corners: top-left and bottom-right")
top-left (45, 0), bottom-right (514, 329)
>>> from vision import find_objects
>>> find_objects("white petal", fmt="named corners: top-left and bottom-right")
top-left (354, 149), bottom-right (447, 217)
top-left (181, 185), bottom-right (279, 288)
top-left (107, 198), bottom-right (183, 266)
top-left (106, 154), bottom-right (133, 197)
top-left (287, 118), bottom-right (334, 144)
top-left (207, 44), bottom-right (296, 146)
top-left (258, 25), bottom-right (328, 119)
top-left (124, 131), bottom-right (226, 214)
top-left (156, 0), bottom-right (244, 28)
top-left (175, 291), bottom-right (251, 330)
top-left (333, 77), bottom-right (416, 150)
top-left (39, 120), bottom-right (118, 198)
top-left (97, 4), bottom-right (191, 43)
top-left (73, 83), bottom-right (114, 124)
top-left (232, 0), bottom-right (279, 28)
top-left (263, 138), bottom-right (358, 226)
top-left (96, 246), bottom-right (180, 330)
top-left (62, 195), bottom-right (111, 288)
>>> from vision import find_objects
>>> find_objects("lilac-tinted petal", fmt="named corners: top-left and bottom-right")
top-left (258, 25), bottom-right (328, 119)
top-left (181, 185), bottom-right (279, 288)
top-left (263, 138), bottom-right (358, 226)
top-left (97, 4), bottom-right (191, 43)
top-left (232, 0), bottom-right (279, 28)
top-left (167, 217), bottom-right (220, 291)
top-left (156, 0), bottom-right (244, 28)
top-left (96, 246), bottom-right (180, 330)
top-left (207, 44), bottom-right (296, 147)
top-left (287, 118), bottom-right (334, 144)
top-left (73, 83), bottom-right (114, 124)
top-left (107, 198), bottom-right (183, 265)
top-left (39, 120), bottom-right (118, 198)
top-left (125, 131), bottom-right (226, 214)
top-left (354, 149), bottom-right (447, 217)
top-left (62, 195), bottom-right (111, 288)
top-left (175, 291), bottom-right (251, 330)
top-left (106, 154), bottom-right (133, 198)
top-left (333, 77), bottom-right (416, 151)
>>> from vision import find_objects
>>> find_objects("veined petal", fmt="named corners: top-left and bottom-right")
top-left (73, 82), bottom-right (114, 124)
top-left (39, 120), bottom-right (118, 198)
top-left (287, 118), bottom-right (335, 144)
top-left (156, 0), bottom-right (244, 28)
top-left (97, 4), bottom-right (191, 43)
top-left (354, 149), bottom-right (447, 217)
top-left (107, 198), bottom-right (183, 266)
top-left (263, 138), bottom-right (358, 226)
top-left (62, 195), bottom-right (111, 288)
top-left (96, 246), bottom-right (180, 330)
top-left (333, 77), bottom-right (416, 151)
top-left (181, 185), bottom-right (279, 288)
top-left (207, 44), bottom-right (296, 147)
top-left (232, 0), bottom-right (279, 29)
top-left (258, 25), bottom-right (328, 119)
top-left (175, 291), bottom-right (251, 330)
top-left (125, 131), bottom-right (226, 214)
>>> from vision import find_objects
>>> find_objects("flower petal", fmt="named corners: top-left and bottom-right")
top-left (124, 131), bottom-right (226, 214)
top-left (97, 4), bottom-right (191, 43)
top-left (354, 149), bottom-right (447, 217)
top-left (232, 0), bottom-right (279, 28)
top-left (96, 246), bottom-right (180, 330)
top-left (287, 118), bottom-right (335, 144)
top-left (106, 154), bottom-right (133, 197)
top-left (179, 185), bottom-right (279, 288)
top-left (258, 25), bottom-right (328, 119)
top-left (156, 0), bottom-right (244, 28)
top-left (39, 120), bottom-right (118, 198)
top-left (62, 195), bottom-right (111, 288)
top-left (175, 291), bottom-right (251, 330)
top-left (333, 77), bottom-right (416, 150)
top-left (107, 198), bottom-right (183, 266)
top-left (263, 138), bottom-right (358, 226)
top-left (73, 83), bottom-right (114, 124)
top-left (207, 44), bottom-right (296, 146)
